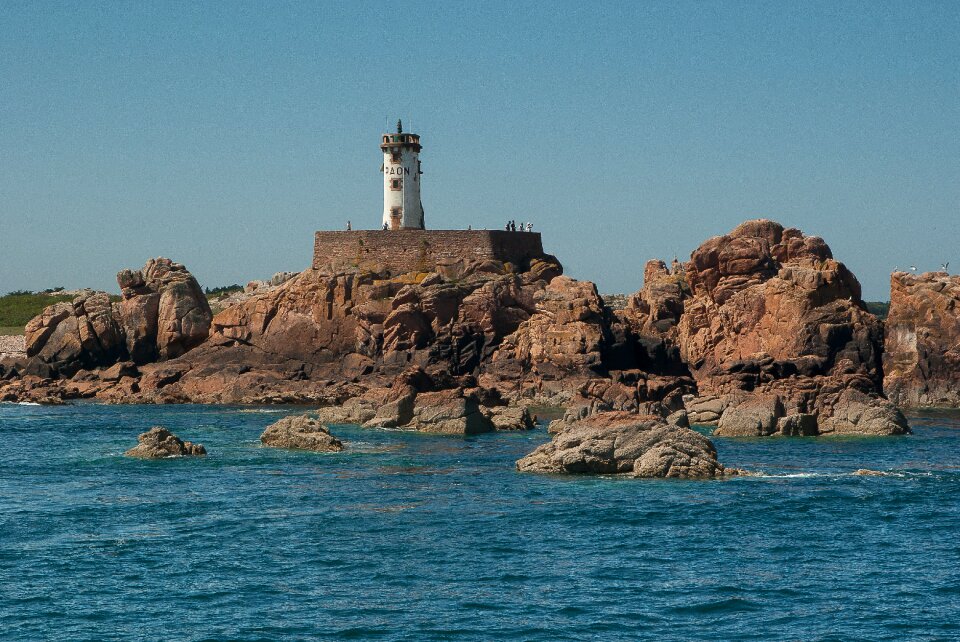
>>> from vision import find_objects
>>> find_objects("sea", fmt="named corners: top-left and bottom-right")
top-left (1, 403), bottom-right (959, 641)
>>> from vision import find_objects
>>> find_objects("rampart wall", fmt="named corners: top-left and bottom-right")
top-left (313, 230), bottom-right (545, 276)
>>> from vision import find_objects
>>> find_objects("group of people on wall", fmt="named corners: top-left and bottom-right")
top-left (505, 220), bottom-right (533, 232)
top-left (345, 219), bottom-right (536, 232)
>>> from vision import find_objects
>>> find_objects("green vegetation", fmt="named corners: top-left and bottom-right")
top-left (865, 301), bottom-right (890, 320)
top-left (0, 291), bottom-right (73, 335)
top-left (205, 284), bottom-right (243, 299)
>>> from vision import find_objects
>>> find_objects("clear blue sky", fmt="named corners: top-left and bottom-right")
top-left (1, 1), bottom-right (958, 300)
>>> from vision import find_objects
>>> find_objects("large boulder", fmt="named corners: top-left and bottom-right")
top-left (124, 426), bottom-right (206, 458)
top-left (24, 291), bottom-right (124, 375)
top-left (407, 389), bottom-right (496, 435)
top-left (715, 395), bottom-right (785, 437)
top-left (20, 258), bottom-right (210, 378)
top-left (516, 411), bottom-right (736, 478)
top-left (260, 415), bottom-right (344, 452)
top-left (492, 276), bottom-right (607, 373)
top-left (118, 257), bottom-right (212, 363)
top-left (669, 220), bottom-right (903, 432)
top-left (678, 220), bottom-right (881, 396)
top-left (818, 389), bottom-right (911, 436)
top-left (714, 395), bottom-right (820, 437)
top-left (883, 271), bottom-right (960, 407)
top-left (483, 405), bottom-right (536, 430)
top-left (620, 259), bottom-right (688, 339)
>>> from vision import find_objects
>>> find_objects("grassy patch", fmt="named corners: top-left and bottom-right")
top-left (865, 301), bottom-right (890, 320)
top-left (0, 292), bottom-right (74, 332)
top-left (525, 404), bottom-right (566, 421)
top-left (205, 284), bottom-right (243, 299)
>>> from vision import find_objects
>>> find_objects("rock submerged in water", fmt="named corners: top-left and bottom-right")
top-left (516, 411), bottom-right (738, 479)
top-left (125, 426), bottom-right (206, 458)
top-left (260, 415), bottom-right (344, 452)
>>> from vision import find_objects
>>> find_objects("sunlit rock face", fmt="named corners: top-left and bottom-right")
top-left (884, 271), bottom-right (960, 408)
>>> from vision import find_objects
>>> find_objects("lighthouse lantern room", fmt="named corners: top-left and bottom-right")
top-left (381, 120), bottom-right (424, 230)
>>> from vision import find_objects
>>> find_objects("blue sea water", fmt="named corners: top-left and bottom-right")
top-left (1, 404), bottom-right (959, 641)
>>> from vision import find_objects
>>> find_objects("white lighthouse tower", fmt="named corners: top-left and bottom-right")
top-left (381, 120), bottom-right (424, 230)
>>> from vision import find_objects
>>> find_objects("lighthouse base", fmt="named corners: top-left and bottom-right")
top-left (313, 230), bottom-right (546, 277)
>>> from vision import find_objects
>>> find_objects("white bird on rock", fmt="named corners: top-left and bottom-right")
top-left (941, 262), bottom-right (950, 272)
top-left (910, 265), bottom-right (918, 272)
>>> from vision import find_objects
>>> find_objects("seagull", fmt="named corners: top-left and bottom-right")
top-left (910, 265), bottom-right (918, 272)
top-left (942, 262), bottom-right (950, 272)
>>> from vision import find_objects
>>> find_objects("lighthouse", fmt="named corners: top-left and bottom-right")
top-left (381, 120), bottom-right (424, 230)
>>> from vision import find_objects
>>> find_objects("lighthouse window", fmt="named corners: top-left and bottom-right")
top-left (390, 178), bottom-right (402, 191)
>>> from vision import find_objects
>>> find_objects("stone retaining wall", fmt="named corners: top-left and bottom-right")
top-left (313, 230), bottom-right (545, 276)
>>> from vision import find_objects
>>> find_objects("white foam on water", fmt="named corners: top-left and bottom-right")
top-left (736, 470), bottom-right (827, 479)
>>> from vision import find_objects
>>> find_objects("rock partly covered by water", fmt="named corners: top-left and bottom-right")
top-left (517, 411), bottom-right (736, 478)
top-left (260, 415), bottom-right (343, 452)
top-left (483, 405), bottom-right (535, 430)
top-left (406, 388), bottom-right (497, 434)
top-left (713, 391), bottom-right (908, 436)
top-left (309, 369), bottom-right (503, 435)
top-left (817, 389), bottom-right (911, 436)
top-left (124, 426), bottom-right (206, 458)
top-left (883, 271), bottom-right (960, 408)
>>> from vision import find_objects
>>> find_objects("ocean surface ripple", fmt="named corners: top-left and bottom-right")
top-left (1, 404), bottom-right (959, 641)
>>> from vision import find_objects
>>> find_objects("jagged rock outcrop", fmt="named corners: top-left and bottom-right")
top-left (517, 411), bottom-right (736, 478)
top-left (678, 220), bottom-right (881, 394)
top-left (1, 218), bottom-right (920, 437)
top-left (621, 259), bottom-right (689, 340)
top-left (20, 258), bottom-right (210, 377)
top-left (486, 275), bottom-right (650, 401)
top-left (492, 276), bottom-right (606, 374)
top-left (260, 415), bottom-right (344, 452)
top-left (883, 271), bottom-right (960, 407)
top-left (204, 258), bottom-right (561, 378)
top-left (120, 255), bottom-right (573, 404)
top-left (24, 291), bottom-right (124, 375)
top-left (118, 258), bottom-right (212, 363)
top-left (124, 426), bottom-right (206, 458)
top-left (661, 219), bottom-right (906, 434)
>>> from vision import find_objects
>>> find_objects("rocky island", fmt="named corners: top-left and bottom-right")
top-left (1, 215), bottom-right (939, 477)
